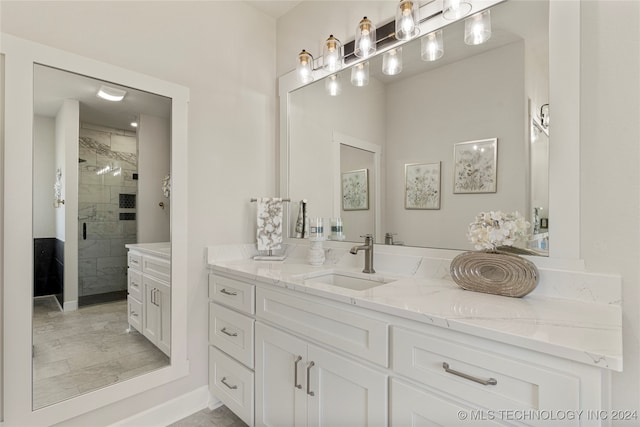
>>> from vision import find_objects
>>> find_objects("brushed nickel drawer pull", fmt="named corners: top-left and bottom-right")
top-left (221, 376), bottom-right (238, 390)
top-left (442, 362), bottom-right (497, 386)
top-left (294, 355), bottom-right (302, 389)
top-left (306, 361), bottom-right (315, 396)
top-left (220, 288), bottom-right (238, 296)
top-left (221, 327), bottom-right (238, 337)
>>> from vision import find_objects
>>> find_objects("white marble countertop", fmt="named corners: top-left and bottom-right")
top-left (209, 256), bottom-right (623, 372)
top-left (126, 242), bottom-right (171, 258)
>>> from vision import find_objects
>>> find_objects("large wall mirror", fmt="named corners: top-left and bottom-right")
top-left (3, 35), bottom-right (189, 425)
top-left (32, 64), bottom-right (172, 409)
top-left (285, 0), bottom-right (551, 255)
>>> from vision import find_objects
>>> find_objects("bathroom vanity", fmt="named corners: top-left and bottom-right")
top-left (126, 242), bottom-right (171, 356)
top-left (207, 243), bottom-right (622, 427)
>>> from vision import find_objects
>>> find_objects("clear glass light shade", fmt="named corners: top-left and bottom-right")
top-left (323, 35), bottom-right (343, 72)
top-left (421, 30), bottom-right (444, 61)
top-left (395, 0), bottom-right (419, 40)
top-left (464, 10), bottom-right (492, 45)
top-left (351, 62), bottom-right (370, 87)
top-left (296, 49), bottom-right (314, 84)
top-left (443, 0), bottom-right (472, 20)
top-left (382, 48), bottom-right (403, 76)
top-left (325, 74), bottom-right (342, 96)
top-left (354, 17), bottom-right (377, 58)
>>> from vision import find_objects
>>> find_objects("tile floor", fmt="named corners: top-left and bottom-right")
top-left (32, 296), bottom-right (169, 409)
top-left (170, 406), bottom-right (248, 427)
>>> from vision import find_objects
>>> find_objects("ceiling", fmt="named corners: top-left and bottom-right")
top-left (33, 65), bottom-right (171, 131)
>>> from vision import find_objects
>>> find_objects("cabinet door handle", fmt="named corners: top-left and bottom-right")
top-left (156, 289), bottom-right (161, 306)
top-left (221, 377), bottom-right (238, 390)
top-left (220, 288), bottom-right (238, 296)
top-left (151, 289), bottom-right (156, 305)
top-left (220, 327), bottom-right (238, 337)
top-left (293, 355), bottom-right (302, 389)
top-left (306, 361), bottom-right (315, 396)
top-left (442, 362), bottom-right (497, 386)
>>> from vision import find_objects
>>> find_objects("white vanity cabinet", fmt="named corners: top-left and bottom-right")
top-left (208, 273), bottom-right (256, 426)
top-left (126, 245), bottom-right (171, 357)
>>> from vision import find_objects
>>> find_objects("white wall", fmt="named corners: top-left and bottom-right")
top-left (55, 99), bottom-right (80, 311)
top-left (278, 0), bottom-right (640, 415)
top-left (33, 115), bottom-right (56, 238)
top-left (579, 1), bottom-right (640, 413)
top-left (0, 1), bottom-right (276, 424)
top-left (138, 114), bottom-right (170, 243)
top-left (385, 42), bottom-right (526, 249)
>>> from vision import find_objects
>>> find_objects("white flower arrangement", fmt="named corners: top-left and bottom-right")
top-left (467, 211), bottom-right (530, 251)
top-left (162, 174), bottom-right (171, 198)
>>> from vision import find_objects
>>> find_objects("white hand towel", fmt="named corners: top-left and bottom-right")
top-left (256, 197), bottom-right (283, 251)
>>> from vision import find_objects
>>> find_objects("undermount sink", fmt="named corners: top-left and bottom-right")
top-left (297, 270), bottom-right (396, 291)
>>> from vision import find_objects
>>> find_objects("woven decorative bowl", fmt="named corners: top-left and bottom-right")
top-left (450, 250), bottom-right (539, 298)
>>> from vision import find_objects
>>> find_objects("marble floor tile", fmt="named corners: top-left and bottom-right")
top-left (33, 297), bottom-right (169, 410)
top-left (170, 406), bottom-right (248, 427)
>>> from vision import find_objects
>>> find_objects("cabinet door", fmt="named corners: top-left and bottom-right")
top-left (143, 279), bottom-right (160, 344)
top-left (255, 322), bottom-right (307, 427)
top-left (307, 344), bottom-right (388, 427)
top-left (390, 379), bottom-right (510, 427)
top-left (156, 281), bottom-right (171, 356)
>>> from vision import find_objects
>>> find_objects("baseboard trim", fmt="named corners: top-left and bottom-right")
top-left (63, 300), bottom-right (78, 312)
top-left (108, 385), bottom-right (211, 427)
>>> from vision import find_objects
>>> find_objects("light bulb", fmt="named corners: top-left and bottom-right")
top-left (382, 48), bottom-right (403, 76)
top-left (296, 49), bottom-right (314, 84)
top-left (421, 30), bottom-right (444, 62)
top-left (355, 17), bottom-right (377, 58)
top-left (322, 35), bottom-right (343, 73)
top-left (325, 74), bottom-right (342, 96)
top-left (395, 0), bottom-right (419, 40)
top-left (443, 0), bottom-right (472, 20)
top-left (465, 10), bottom-right (491, 45)
top-left (351, 62), bottom-right (369, 87)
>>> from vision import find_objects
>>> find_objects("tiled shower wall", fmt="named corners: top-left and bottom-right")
top-left (78, 124), bottom-right (137, 297)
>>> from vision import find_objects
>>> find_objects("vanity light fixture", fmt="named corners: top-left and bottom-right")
top-left (354, 17), bottom-right (377, 58)
top-left (322, 35), bottom-right (343, 73)
top-left (351, 62), bottom-right (370, 87)
top-left (296, 49), bottom-right (315, 84)
top-left (443, 0), bottom-right (472, 20)
top-left (96, 85), bottom-right (127, 102)
top-left (395, 0), bottom-right (419, 41)
top-left (325, 74), bottom-right (342, 96)
top-left (464, 9), bottom-right (492, 45)
top-left (421, 30), bottom-right (444, 61)
top-left (382, 48), bottom-right (403, 76)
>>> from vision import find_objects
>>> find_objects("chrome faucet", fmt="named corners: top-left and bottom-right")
top-left (350, 234), bottom-right (375, 274)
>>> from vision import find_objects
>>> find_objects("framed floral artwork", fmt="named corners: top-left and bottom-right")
top-left (342, 169), bottom-right (369, 210)
top-left (453, 138), bottom-right (498, 194)
top-left (405, 162), bottom-right (441, 209)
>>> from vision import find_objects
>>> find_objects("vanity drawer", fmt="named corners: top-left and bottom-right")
top-left (209, 274), bottom-right (255, 315)
top-left (209, 346), bottom-right (254, 427)
top-left (142, 255), bottom-right (170, 282)
top-left (128, 268), bottom-right (143, 301)
top-left (128, 252), bottom-right (142, 270)
top-left (256, 287), bottom-right (388, 367)
top-left (127, 296), bottom-right (142, 332)
top-left (209, 302), bottom-right (255, 368)
top-left (391, 327), bottom-right (580, 425)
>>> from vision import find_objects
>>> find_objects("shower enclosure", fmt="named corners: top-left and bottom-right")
top-left (77, 124), bottom-right (138, 305)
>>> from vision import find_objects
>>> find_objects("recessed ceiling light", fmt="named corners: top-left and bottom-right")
top-left (96, 85), bottom-right (127, 102)
top-left (130, 121), bottom-right (138, 128)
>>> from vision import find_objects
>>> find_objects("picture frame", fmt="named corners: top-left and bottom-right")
top-left (342, 168), bottom-right (369, 210)
top-left (453, 138), bottom-right (498, 194)
top-left (404, 162), bottom-right (441, 210)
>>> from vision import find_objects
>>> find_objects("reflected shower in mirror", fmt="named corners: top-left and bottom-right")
top-left (287, 0), bottom-right (549, 254)
top-left (32, 64), bottom-right (172, 409)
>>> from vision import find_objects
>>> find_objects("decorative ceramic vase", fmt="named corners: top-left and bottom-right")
top-left (307, 238), bottom-right (326, 266)
top-left (449, 249), bottom-right (539, 298)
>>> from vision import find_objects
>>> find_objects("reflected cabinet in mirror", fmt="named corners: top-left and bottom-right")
top-left (286, 0), bottom-right (550, 254)
top-left (32, 65), bottom-right (172, 409)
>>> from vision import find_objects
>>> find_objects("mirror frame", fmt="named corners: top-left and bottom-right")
top-left (279, 0), bottom-right (581, 262)
top-left (2, 34), bottom-right (190, 425)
